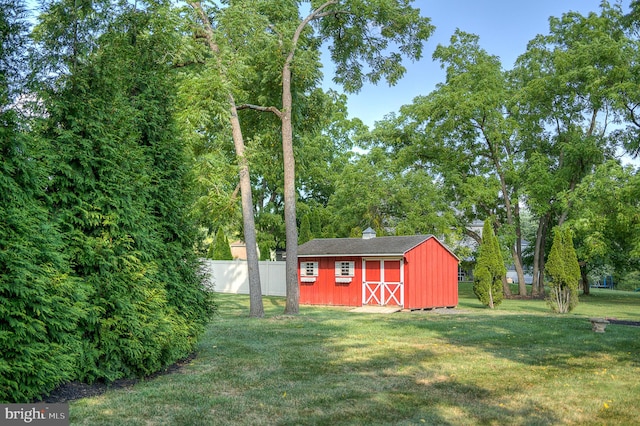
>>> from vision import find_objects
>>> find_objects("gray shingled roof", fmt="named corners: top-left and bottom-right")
top-left (298, 235), bottom-right (437, 257)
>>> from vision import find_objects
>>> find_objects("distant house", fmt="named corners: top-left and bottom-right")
top-left (229, 240), bottom-right (247, 260)
top-left (297, 229), bottom-right (459, 310)
top-left (229, 241), bottom-right (264, 261)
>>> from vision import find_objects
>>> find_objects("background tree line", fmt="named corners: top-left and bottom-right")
top-left (362, 1), bottom-right (640, 297)
top-left (186, 1), bottom-right (638, 305)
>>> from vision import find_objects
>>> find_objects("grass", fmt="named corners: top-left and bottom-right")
top-left (69, 283), bottom-right (640, 425)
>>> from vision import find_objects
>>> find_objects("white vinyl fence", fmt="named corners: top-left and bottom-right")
top-left (201, 259), bottom-right (287, 296)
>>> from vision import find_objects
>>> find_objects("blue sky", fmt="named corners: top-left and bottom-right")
top-left (324, 0), bottom-right (611, 128)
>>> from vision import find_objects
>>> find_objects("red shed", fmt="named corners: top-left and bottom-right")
top-left (298, 232), bottom-right (459, 310)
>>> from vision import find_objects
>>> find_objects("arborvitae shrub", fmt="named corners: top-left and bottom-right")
top-left (546, 227), bottom-right (580, 313)
top-left (473, 218), bottom-right (505, 308)
top-left (38, 9), bottom-right (212, 384)
top-left (0, 1), bottom-right (89, 402)
top-left (213, 228), bottom-right (233, 260)
top-left (298, 215), bottom-right (313, 244)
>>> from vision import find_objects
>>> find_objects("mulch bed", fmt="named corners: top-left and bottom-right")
top-left (606, 319), bottom-right (640, 327)
top-left (37, 353), bottom-right (197, 403)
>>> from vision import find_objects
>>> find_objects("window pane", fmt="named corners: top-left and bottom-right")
top-left (341, 262), bottom-right (350, 275)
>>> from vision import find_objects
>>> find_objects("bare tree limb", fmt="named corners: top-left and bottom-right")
top-left (237, 103), bottom-right (283, 118)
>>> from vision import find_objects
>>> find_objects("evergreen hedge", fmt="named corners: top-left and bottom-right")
top-left (39, 11), bottom-right (213, 384)
top-left (0, 1), bottom-right (90, 402)
top-left (1, 6), bottom-right (213, 401)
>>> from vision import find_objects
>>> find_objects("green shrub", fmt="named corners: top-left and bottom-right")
top-left (545, 227), bottom-right (580, 313)
top-left (617, 271), bottom-right (640, 291)
top-left (473, 218), bottom-right (505, 308)
top-left (212, 228), bottom-right (233, 260)
top-left (36, 9), bottom-right (213, 384)
top-left (298, 215), bottom-right (313, 244)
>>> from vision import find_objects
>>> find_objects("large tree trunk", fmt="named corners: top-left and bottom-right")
top-left (502, 275), bottom-right (511, 297)
top-left (512, 248), bottom-right (527, 296)
top-left (580, 262), bottom-right (590, 295)
top-left (229, 97), bottom-right (264, 317)
top-left (281, 58), bottom-right (299, 315)
top-left (278, 5), bottom-right (335, 314)
top-left (531, 213), bottom-right (549, 296)
top-left (537, 244), bottom-right (546, 295)
top-left (513, 203), bottom-right (527, 295)
top-left (485, 133), bottom-right (525, 296)
top-left (189, 1), bottom-right (264, 317)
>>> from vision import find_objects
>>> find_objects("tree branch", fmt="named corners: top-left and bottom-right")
top-left (231, 182), bottom-right (241, 201)
top-left (464, 227), bottom-right (482, 245)
top-left (314, 10), bottom-right (351, 19)
top-left (625, 102), bottom-right (640, 128)
top-left (187, 1), bottom-right (219, 53)
top-left (287, 1), bottom-right (339, 65)
top-left (587, 108), bottom-right (598, 137)
top-left (237, 104), bottom-right (283, 118)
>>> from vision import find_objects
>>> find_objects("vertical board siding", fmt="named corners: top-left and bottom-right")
top-left (404, 238), bottom-right (458, 310)
top-left (299, 256), bottom-right (362, 306)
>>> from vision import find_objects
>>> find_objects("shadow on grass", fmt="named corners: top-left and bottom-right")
top-left (69, 293), bottom-right (639, 425)
top-left (202, 298), bottom-right (564, 425)
top-left (404, 312), bottom-right (640, 367)
top-left (273, 339), bottom-right (561, 426)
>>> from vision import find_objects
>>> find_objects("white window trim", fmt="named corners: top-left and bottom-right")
top-left (335, 261), bottom-right (355, 279)
top-left (300, 261), bottom-right (318, 278)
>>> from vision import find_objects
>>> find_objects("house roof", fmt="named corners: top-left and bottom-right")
top-left (298, 235), bottom-right (458, 259)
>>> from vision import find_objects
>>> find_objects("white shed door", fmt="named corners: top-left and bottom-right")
top-left (362, 259), bottom-right (403, 307)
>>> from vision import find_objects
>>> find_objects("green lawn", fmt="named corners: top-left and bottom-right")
top-left (70, 284), bottom-right (640, 425)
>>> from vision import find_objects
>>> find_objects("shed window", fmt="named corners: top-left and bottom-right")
top-left (300, 262), bottom-right (318, 277)
top-left (335, 261), bottom-right (355, 277)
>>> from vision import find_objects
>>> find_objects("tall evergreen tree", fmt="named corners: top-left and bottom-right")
top-left (0, 0), bottom-right (88, 402)
top-left (298, 215), bottom-right (313, 245)
top-left (34, 1), bottom-right (212, 383)
top-left (473, 218), bottom-right (506, 308)
top-left (212, 228), bottom-right (233, 260)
